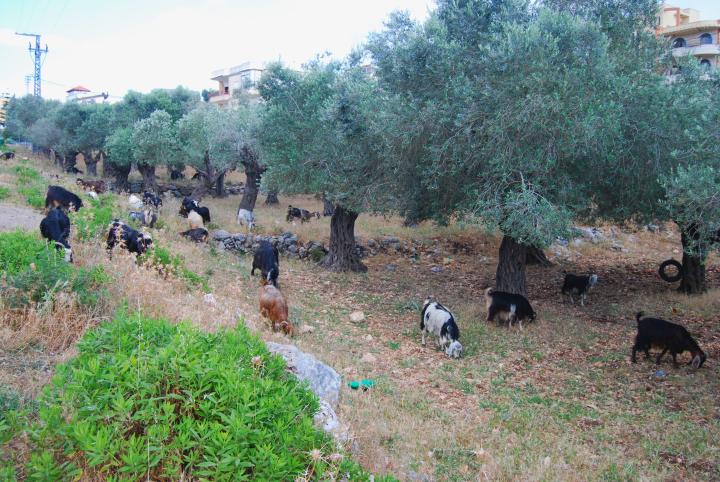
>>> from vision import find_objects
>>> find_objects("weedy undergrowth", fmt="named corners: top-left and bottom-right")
top-left (2, 310), bottom-right (387, 481)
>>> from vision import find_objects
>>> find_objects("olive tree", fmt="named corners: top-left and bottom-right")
top-left (131, 110), bottom-right (178, 192)
top-left (177, 104), bottom-right (250, 198)
top-left (76, 104), bottom-right (114, 176)
top-left (259, 61), bottom-right (395, 271)
top-left (105, 127), bottom-right (134, 191)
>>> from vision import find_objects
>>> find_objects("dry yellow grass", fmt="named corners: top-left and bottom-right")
top-left (1, 150), bottom-right (719, 481)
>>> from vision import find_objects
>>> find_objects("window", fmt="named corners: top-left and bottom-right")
top-left (672, 38), bottom-right (686, 48)
top-left (700, 59), bottom-right (712, 70)
top-left (699, 33), bottom-right (713, 45)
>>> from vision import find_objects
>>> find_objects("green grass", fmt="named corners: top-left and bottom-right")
top-left (140, 245), bottom-right (211, 292)
top-left (0, 186), bottom-right (10, 200)
top-left (12, 165), bottom-right (46, 209)
top-left (70, 194), bottom-right (116, 240)
top-left (0, 229), bottom-right (109, 307)
top-left (3, 310), bottom-right (384, 481)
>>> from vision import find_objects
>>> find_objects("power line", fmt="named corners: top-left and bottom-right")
top-left (15, 32), bottom-right (49, 97)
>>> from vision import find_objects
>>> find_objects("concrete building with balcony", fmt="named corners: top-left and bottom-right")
top-left (208, 61), bottom-right (265, 106)
top-left (656, 4), bottom-right (720, 69)
top-left (66, 85), bottom-right (109, 104)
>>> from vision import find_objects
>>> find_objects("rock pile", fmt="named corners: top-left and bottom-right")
top-left (212, 230), bottom-right (330, 260)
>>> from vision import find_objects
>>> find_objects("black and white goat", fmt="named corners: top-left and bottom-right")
top-left (420, 299), bottom-right (463, 358)
top-left (484, 288), bottom-right (536, 329)
top-left (561, 273), bottom-right (598, 306)
top-left (632, 312), bottom-right (706, 369)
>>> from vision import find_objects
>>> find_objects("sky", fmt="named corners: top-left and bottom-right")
top-left (1, 0), bottom-right (719, 101)
top-left (0, 0), bottom-right (434, 100)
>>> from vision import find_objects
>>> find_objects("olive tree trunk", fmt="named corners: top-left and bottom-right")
top-left (495, 235), bottom-right (528, 296)
top-left (237, 145), bottom-right (266, 211)
top-left (322, 195), bottom-right (335, 217)
top-left (215, 171), bottom-right (226, 197)
top-left (106, 162), bottom-right (131, 192)
top-left (526, 245), bottom-right (552, 267)
top-left (264, 191), bottom-right (279, 205)
top-left (83, 151), bottom-right (98, 177)
top-left (321, 205), bottom-right (367, 272)
top-left (678, 227), bottom-right (707, 294)
top-left (138, 163), bottom-right (157, 192)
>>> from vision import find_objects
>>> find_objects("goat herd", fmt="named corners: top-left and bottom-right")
top-left (38, 183), bottom-right (707, 371)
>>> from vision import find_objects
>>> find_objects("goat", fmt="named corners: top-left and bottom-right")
top-left (632, 312), bottom-right (706, 368)
top-left (179, 197), bottom-right (211, 223)
top-left (76, 178), bottom-right (107, 193)
top-left (128, 194), bottom-right (144, 210)
top-left (180, 227), bottom-right (209, 243)
top-left (45, 186), bottom-right (83, 212)
top-left (40, 207), bottom-right (72, 262)
top-left (484, 287), bottom-right (536, 329)
top-left (421, 299), bottom-right (462, 358)
top-left (106, 220), bottom-right (153, 258)
top-left (187, 210), bottom-right (204, 230)
top-left (251, 241), bottom-right (279, 287)
top-left (561, 273), bottom-right (598, 306)
top-left (128, 209), bottom-right (157, 228)
top-left (143, 191), bottom-right (162, 210)
top-left (259, 284), bottom-right (293, 336)
top-left (236, 208), bottom-right (255, 231)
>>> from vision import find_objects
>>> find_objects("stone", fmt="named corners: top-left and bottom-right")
top-left (364, 334), bottom-right (373, 342)
top-left (288, 244), bottom-right (298, 254)
top-left (266, 342), bottom-right (342, 408)
top-left (212, 230), bottom-right (231, 241)
top-left (384, 264), bottom-right (397, 272)
top-left (299, 324), bottom-right (315, 334)
top-left (431, 266), bottom-right (443, 273)
top-left (349, 311), bottom-right (365, 323)
top-left (360, 353), bottom-right (377, 363)
top-left (203, 293), bottom-right (219, 306)
top-left (367, 238), bottom-right (377, 248)
top-left (575, 227), bottom-right (604, 243)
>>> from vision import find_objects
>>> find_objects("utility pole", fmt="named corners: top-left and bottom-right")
top-left (15, 32), bottom-right (48, 97)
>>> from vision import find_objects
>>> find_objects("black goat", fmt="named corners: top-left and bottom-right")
top-left (179, 197), bottom-right (211, 223)
top-left (484, 287), bottom-right (536, 329)
top-left (251, 241), bottom-right (279, 287)
top-left (180, 227), bottom-right (209, 243)
top-left (561, 273), bottom-right (598, 306)
top-left (45, 185), bottom-right (83, 212)
top-left (632, 312), bottom-right (706, 368)
top-left (143, 191), bottom-right (162, 210)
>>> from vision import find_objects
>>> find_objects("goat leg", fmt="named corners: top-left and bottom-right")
top-left (671, 353), bottom-right (679, 368)
top-left (631, 348), bottom-right (637, 363)
top-left (656, 348), bottom-right (669, 365)
top-left (580, 294), bottom-right (585, 307)
top-left (421, 331), bottom-right (426, 346)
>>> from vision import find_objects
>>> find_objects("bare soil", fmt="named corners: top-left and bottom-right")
top-left (0, 203), bottom-right (43, 232)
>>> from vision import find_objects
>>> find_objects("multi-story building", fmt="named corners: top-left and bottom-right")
top-left (66, 86), bottom-right (109, 104)
top-left (656, 4), bottom-right (720, 69)
top-left (209, 61), bottom-right (265, 106)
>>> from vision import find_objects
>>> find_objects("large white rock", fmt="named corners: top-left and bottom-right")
top-left (266, 342), bottom-right (341, 408)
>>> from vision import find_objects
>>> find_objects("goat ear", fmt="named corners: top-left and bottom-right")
top-left (691, 355), bottom-right (702, 369)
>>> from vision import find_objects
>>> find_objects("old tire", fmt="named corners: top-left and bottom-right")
top-left (659, 259), bottom-right (683, 283)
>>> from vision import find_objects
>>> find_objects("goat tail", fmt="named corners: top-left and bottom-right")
top-left (635, 311), bottom-right (645, 323)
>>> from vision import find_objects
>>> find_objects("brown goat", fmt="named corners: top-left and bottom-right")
top-left (75, 178), bottom-right (107, 193)
top-left (259, 284), bottom-right (293, 336)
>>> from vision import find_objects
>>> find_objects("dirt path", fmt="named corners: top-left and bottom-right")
top-left (0, 203), bottom-right (43, 232)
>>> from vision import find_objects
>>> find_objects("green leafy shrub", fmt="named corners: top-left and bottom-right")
top-left (140, 245), bottom-right (210, 292)
top-left (12, 165), bottom-right (42, 184)
top-left (0, 186), bottom-right (10, 200)
top-left (19, 311), bottom-right (377, 480)
top-left (70, 194), bottom-right (115, 241)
